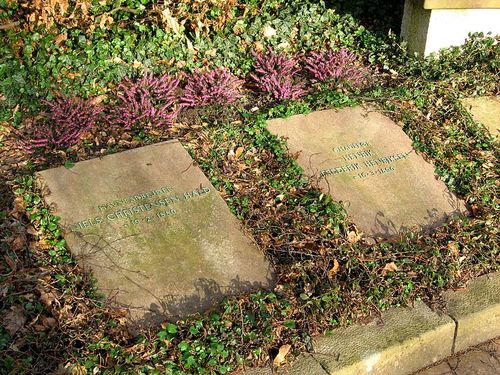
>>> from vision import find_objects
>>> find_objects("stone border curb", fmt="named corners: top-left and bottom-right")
top-left (444, 271), bottom-right (500, 353)
top-left (239, 271), bottom-right (500, 375)
top-left (423, 0), bottom-right (500, 9)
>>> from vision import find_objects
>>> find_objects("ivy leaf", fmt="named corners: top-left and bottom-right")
top-left (166, 323), bottom-right (177, 334)
top-left (64, 160), bottom-right (75, 169)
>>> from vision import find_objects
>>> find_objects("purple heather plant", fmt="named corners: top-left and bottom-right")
top-left (28, 95), bottom-right (103, 151)
top-left (303, 48), bottom-right (367, 86)
top-left (181, 67), bottom-right (244, 107)
top-left (107, 72), bottom-right (180, 130)
top-left (250, 46), bottom-right (307, 101)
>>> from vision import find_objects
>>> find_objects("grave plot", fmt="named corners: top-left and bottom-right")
top-left (268, 106), bottom-right (467, 237)
top-left (461, 96), bottom-right (500, 137)
top-left (37, 140), bottom-right (273, 326)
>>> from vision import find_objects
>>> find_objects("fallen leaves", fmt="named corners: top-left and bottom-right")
top-left (2, 305), bottom-right (26, 336)
top-left (39, 288), bottom-right (59, 311)
top-left (10, 233), bottom-right (26, 252)
top-left (9, 196), bottom-right (25, 220)
top-left (383, 262), bottom-right (399, 274)
top-left (347, 230), bottom-right (361, 244)
top-left (448, 241), bottom-right (459, 256)
top-left (273, 344), bottom-right (291, 366)
top-left (328, 259), bottom-right (340, 279)
top-left (3, 255), bottom-right (17, 272)
top-left (235, 146), bottom-right (244, 158)
top-left (34, 316), bottom-right (57, 332)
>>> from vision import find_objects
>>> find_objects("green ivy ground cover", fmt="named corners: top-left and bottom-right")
top-left (0, 1), bottom-right (498, 373)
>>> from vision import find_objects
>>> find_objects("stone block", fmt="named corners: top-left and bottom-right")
top-left (267, 107), bottom-right (466, 237)
top-left (443, 272), bottom-right (500, 353)
top-left (424, 0), bottom-right (500, 9)
top-left (461, 96), bottom-right (500, 137)
top-left (401, 0), bottom-right (500, 56)
top-left (311, 302), bottom-right (455, 375)
top-left (238, 354), bottom-right (329, 375)
top-left (37, 140), bottom-right (273, 326)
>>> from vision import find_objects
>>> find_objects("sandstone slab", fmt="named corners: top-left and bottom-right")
top-left (37, 140), bottom-right (273, 326)
top-left (312, 302), bottom-right (455, 375)
top-left (240, 355), bottom-right (329, 375)
top-left (461, 96), bottom-right (500, 137)
top-left (443, 271), bottom-right (500, 353)
top-left (267, 107), bottom-right (466, 236)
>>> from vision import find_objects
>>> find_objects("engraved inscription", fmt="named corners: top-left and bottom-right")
top-left (332, 141), bottom-right (370, 153)
top-left (320, 140), bottom-right (412, 181)
top-left (69, 186), bottom-right (212, 232)
top-left (97, 185), bottom-right (174, 212)
top-left (319, 163), bottom-right (360, 177)
top-left (342, 149), bottom-right (375, 161)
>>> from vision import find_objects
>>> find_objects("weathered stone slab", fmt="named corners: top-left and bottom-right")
top-left (239, 355), bottom-right (329, 375)
top-left (312, 302), bottom-right (455, 375)
top-left (443, 271), bottom-right (500, 353)
top-left (268, 107), bottom-right (466, 236)
top-left (37, 140), bottom-right (273, 326)
top-left (461, 96), bottom-right (500, 137)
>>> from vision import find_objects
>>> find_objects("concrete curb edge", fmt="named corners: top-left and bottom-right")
top-left (239, 271), bottom-right (500, 375)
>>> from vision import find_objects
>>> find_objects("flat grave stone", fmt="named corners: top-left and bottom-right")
top-left (268, 107), bottom-right (467, 237)
top-left (461, 96), bottom-right (500, 137)
top-left (37, 140), bottom-right (273, 326)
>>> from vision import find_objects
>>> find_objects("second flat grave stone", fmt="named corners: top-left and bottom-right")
top-left (461, 96), bottom-right (500, 138)
top-left (268, 106), bottom-right (467, 237)
top-left (37, 140), bottom-right (273, 326)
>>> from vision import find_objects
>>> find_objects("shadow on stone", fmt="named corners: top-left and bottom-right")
top-left (66, 229), bottom-right (275, 328)
top-left (370, 187), bottom-right (466, 237)
top-left (125, 276), bottom-right (274, 328)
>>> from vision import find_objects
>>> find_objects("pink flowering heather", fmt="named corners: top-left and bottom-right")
top-left (250, 46), bottom-right (307, 101)
top-left (28, 95), bottom-right (103, 151)
top-left (304, 48), bottom-right (367, 86)
top-left (107, 72), bottom-right (180, 130)
top-left (181, 68), bottom-right (244, 107)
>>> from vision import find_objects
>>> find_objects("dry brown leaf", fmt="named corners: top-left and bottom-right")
top-left (69, 364), bottom-right (87, 375)
top-left (26, 225), bottom-right (38, 236)
top-left (3, 255), bottom-right (17, 272)
top-left (0, 284), bottom-right (8, 298)
top-left (10, 196), bottom-right (25, 219)
top-left (237, 162), bottom-right (248, 171)
top-left (383, 262), bottom-right (398, 273)
top-left (34, 324), bottom-right (46, 332)
top-left (235, 146), bottom-right (244, 158)
top-left (273, 344), bottom-right (291, 366)
top-left (448, 242), bottom-right (459, 256)
top-left (54, 33), bottom-right (67, 45)
top-left (2, 306), bottom-right (26, 336)
top-left (161, 8), bottom-right (181, 34)
top-left (42, 317), bottom-right (57, 329)
top-left (328, 259), bottom-right (340, 279)
top-left (38, 239), bottom-right (53, 250)
top-left (347, 230), bottom-right (361, 244)
top-left (39, 289), bottom-right (58, 309)
top-left (58, 304), bottom-right (73, 319)
top-left (10, 233), bottom-right (26, 252)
